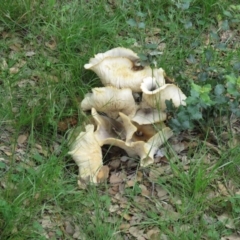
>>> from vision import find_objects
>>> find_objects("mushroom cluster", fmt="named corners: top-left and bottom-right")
top-left (69, 47), bottom-right (186, 186)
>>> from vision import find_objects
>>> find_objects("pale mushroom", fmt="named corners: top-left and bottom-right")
top-left (118, 112), bottom-right (137, 143)
top-left (91, 108), bottom-right (124, 142)
top-left (91, 108), bottom-right (139, 157)
top-left (84, 47), bottom-right (165, 92)
top-left (81, 86), bottom-right (137, 119)
top-left (132, 107), bottom-right (167, 125)
top-left (131, 122), bottom-right (165, 142)
top-left (129, 127), bottom-right (173, 167)
top-left (68, 124), bottom-right (103, 184)
top-left (141, 77), bottom-right (187, 110)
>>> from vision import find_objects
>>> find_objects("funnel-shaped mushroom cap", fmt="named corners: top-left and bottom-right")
top-left (130, 127), bottom-right (173, 167)
top-left (141, 77), bottom-right (187, 110)
top-left (84, 47), bottom-right (139, 69)
top-left (132, 107), bottom-right (167, 125)
top-left (81, 86), bottom-right (137, 119)
top-left (91, 108), bottom-right (139, 157)
top-left (68, 124), bottom-right (103, 184)
top-left (131, 122), bottom-right (165, 142)
top-left (91, 108), bottom-right (124, 143)
top-left (84, 48), bottom-right (166, 92)
top-left (119, 112), bottom-right (137, 143)
top-left (91, 108), bottom-right (137, 143)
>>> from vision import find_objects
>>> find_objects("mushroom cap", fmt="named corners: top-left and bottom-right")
top-left (91, 108), bottom-right (124, 143)
top-left (81, 86), bottom-right (137, 119)
top-left (84, 47), bottom-right (139, 69)
top-left (132, 107), bottom-right (167, 125)
top-left (84, 48), bottom-right (166, 92)
top-left (131, 122), bottom-right (165, 142)
top-left (68, 124), bottom-right (103, 184)
top-left (129, 127), bottom-right (173, 167)
top-left (141, 77), bottom-right (187, 110)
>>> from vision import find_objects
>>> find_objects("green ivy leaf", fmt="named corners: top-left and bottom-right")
top-left (127, 18), bottom-right (137, 27)
top-left (214, 84), bottom-right (225, 95)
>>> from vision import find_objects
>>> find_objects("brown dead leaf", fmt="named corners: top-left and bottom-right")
top-left (48, 75), bottom-right (59, 83)
top-left (121, 213), bottom-right (132, 221)
top-left (9, 43), bottom-right (21, 52)
top-left (146, 228), bottom-right (161, 240)
top-left (149, 167), bottom-right (165, 182)
top-left (218, 213), bottom-right (236, 229)
top-left (139, 184), bottom-right (150, 197)
top-left (58, 116), bottom-right (78, 132)
top-left (97, 165), bottom-right (109, 183)
top-left (221, 234), bottom-right (240, 240)
top-left (216, 181), bottom-right (229, 196)
top-left (41, 216), bottom-right (54, 229)
top-left (45, 38), bottom-right (57, 50)
top-left (109, 159), bottom-right (121, 170)
top-left (1, 58), bottom-right (8, 70)
top-left (25, 51), bottom-right (36, 57)
top-left (126, 179), bottom-right (135, 188)
top-left (73, 229), bottom-right (81, 239)
top-left (129, 226), bottom-right (146, 240)
top-left (64, 221), bottom-right (74, 235)
top-left (171, 142), bottom-right (187, 153)
top-left (109, 204), bottom-right (119, 213)
top-left (155, 186), bottom-right (168, 200)
top-left (109, 173), bottom-right (123, 184)
top-left (119, 223), bottom-right (130, 230)
top-left (137, 171), bottom-right (143, 182)
top-left (17, 134), bottom-right (28, 144)
top-left (0, 146), bottom-right (12, 156)
top-left (9, 67), bottom-right (19, 74)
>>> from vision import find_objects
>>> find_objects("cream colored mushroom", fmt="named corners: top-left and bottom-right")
top-left (132, 107), bottom-right (167, 125)
top-left (81, 86), bottom-right (137, 118)
top-left (81, 86), bottom-right (137, 119)
top-left (131, 122), bottom-right (166, 142)
top-left (68, 124), bottom-right (103, 184)
top-left (129, 127), bottom-right (173, 167)
top-left (91, 108), bottom-right (124, 142)
top-left (84, 47), bottom-right (165, 92)
top-left (91, 108), bottom-right (139, 157)
top-left (141, 77), bottom-right (187, 110)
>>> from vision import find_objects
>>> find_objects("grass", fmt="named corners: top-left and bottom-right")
top-left (0, 0), bottom-right (240, 239)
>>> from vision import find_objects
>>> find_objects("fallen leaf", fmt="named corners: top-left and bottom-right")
top-left (17, 134), bottom-right (28, 144)
top-left (221, 234), bottom-right (240, 240)
top-left (109, 159), bottom-right (121, 170)
top-left (45, 38), bottom-right (57, 50)
top-left (109, 204), bottom-right (119, 213)
top-left (25, 51), bottom-right (36, 57)
top-left (129, 226), bottom-right (146, 240)
top-left (109, 173), bottom-right (123, 184)
top-left (149, 167), bottom-right (165, 182)
top-left (139, 184), bottom-right (150, 196)
top-left (121, 213), bottom-right (132, 221)
top-left (218, 213), bottom-right (236, 229)
top-left (171, 142), bottom-right (187, 153)
top-left (9, 43), bottom-right (21, 51)
top-left (64, 221), bottom-right (74, 235)
top-left (1, 58), bottom-right (8, 70)
top-left (216, 181), bottom-right (229, 196)
top-left (146, 228), bottom-right (161, 240)
top-left (9, 67), bottom-right (19, 74)
top-left (119, 223), bottom-right (130, 230)
top-left (97, 165), bottom-right (109, 183)
top-left (155, 186), bottom-right (168, 200)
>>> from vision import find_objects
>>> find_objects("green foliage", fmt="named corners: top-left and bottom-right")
top-left (166, 75), bottom-right (240, 133)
